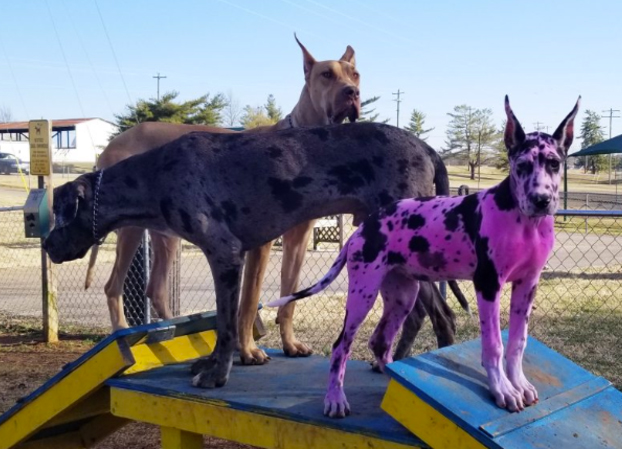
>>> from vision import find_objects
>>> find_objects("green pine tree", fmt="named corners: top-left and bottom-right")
top-left (404, 109), bottom-right (434, 141)
top-left (358, 96), bottom-right (389, 123)
top-left (579, 110), bottom-right (606, 174)
top-left (113, 91), bottom-right (226, 136)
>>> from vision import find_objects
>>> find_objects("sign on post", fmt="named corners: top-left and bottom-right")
top-left (29, 120), bottom-right (52, 176)
top-left (28, 119), bottom-right (58, 343)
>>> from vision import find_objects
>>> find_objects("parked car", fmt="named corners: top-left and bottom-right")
top-left (0, 152), bottom-right (30, 175)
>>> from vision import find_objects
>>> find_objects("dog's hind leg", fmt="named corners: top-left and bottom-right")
top-left (104, 226), bottom-right (144, 330)
top-left (277, 220), bottom-right (315, 357)
top-left (506, 275), bottom-right (540, 407)
top-left (390, 282), bottom-right (456, 365)
top-left (145, 231), bottom-right (178, 321)
top-left (238, 241), bottom-right (274, 365)
top-left (421, 282), bottom-right (457, 348)
top-left (370, 272), bottom-right (420, 372)
top-left (191, 233), bottom-right (245, 389)
top-left (325, 269), bottom-right (383, 418)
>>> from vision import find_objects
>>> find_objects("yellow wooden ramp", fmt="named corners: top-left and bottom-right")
top-left (0, 312), bottom-right (217, 449)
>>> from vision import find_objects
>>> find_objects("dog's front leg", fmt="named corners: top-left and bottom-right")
top-left (238, 241), bottom-right (274, 365)
top-left (191, 242), bottom-right (245, 389)
top-left (477, 289), bottom-right (525, 412)
top-left (506, 275), bottom-right (540, 407)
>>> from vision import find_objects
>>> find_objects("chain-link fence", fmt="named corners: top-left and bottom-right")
top-left (1, 196), bottom-right (621, 387)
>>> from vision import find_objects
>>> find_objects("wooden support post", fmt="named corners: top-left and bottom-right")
top-left (161, 427), bottom-right (202, 449)
top-left (30, 119), bottom-right (58, 343)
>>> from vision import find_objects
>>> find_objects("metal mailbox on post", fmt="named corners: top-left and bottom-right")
top-left (23, 189), bottom-right (50, 238)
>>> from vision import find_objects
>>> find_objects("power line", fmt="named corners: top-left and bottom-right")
top-left (601, 108), bottom-right (620, 184)
top-left (93, 0), bottom-right (139, 124)
top-left (153, 73), bottom-right (167, 101)
top-left (392, 89), bottom-right (404, 128)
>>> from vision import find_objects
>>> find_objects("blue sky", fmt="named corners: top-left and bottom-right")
top-left (1, 0), bottom-right (621, 152)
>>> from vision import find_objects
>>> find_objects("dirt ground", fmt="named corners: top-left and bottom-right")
top-left (0, 320), bottom-right (255, 449)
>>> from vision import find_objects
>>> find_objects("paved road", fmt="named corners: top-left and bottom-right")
top-left (1, 180), bottom-right (620, 328)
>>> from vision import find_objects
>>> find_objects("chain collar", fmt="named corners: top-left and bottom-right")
top-left (287, 114), bottom-right (295, 129)
top-left (93, 169), bottom-right (104, 245)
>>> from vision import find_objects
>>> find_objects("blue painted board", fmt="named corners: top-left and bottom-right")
top-left (385, 330), bottom-right (622, 449)
top-left (0, 311), bottom-right (216, 427)
top-left (108, 350), bottom-right (426, 447)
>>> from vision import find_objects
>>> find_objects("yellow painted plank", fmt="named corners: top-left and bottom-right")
top-left (381, 380), bottom-right (485, 449)
top-left (15, 432), bottom-right (84, 449)
top-left (125, 330), bottom-right (217, 375)
top-left (78, 413), bottom-right (130, 447)
top-left (111, 388), bottom-right (419, 449)
top-left (15, 414), bottom-right (129, 449)
top-left (44, 388), bottom-right (110, 429)
top-left (0, 340), bottom-right (134, 449)
top-left (161, 427), bottom-right (203, 449)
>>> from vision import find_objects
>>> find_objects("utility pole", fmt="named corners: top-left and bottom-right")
top-left (392, 89), bottom-right (404, 128)
top-left (601, 108), bottom-right (620, 183)
top-left (533, 121), bottom-right (546, 132)
top-left (153, 72), bottom-right (167, 101)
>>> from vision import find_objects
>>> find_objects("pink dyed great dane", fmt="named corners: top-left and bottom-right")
top-left (269, 96), bottom-right (580, 418)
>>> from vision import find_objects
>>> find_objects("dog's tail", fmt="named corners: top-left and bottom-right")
top-left (430, 148), bottom-right (471, 315)
top-left (266, 240), bottom-right (350, 308)
top-left (448, 280), bottom-right (471, 315)
top-left (84, 245), bottom-right (99, 290)
top-left (432, 149), bottom-right (450, 197)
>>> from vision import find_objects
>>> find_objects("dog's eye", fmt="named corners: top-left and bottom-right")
top-left (352, 72), bottom-right (360, 79)
top-left (322, 71), bottom-right (332, 79)
top-left (549, 160), bottom-right (560, 171)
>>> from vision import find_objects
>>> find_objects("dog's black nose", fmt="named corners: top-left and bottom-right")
top-left (531, 194), bottom-right (551, 210)
top-left (343, 86), bottom-right (359, 99)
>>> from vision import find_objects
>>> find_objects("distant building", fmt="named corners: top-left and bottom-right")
top-left (0, 118), bottom-right (118, 164)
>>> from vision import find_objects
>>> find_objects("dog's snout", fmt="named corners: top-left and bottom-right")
top-left (530, 194), bottom-right (551, 210)
top-left (343, 86), bottom-right (359, 99)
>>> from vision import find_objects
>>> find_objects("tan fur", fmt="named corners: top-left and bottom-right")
top-left (85, 36), bottom-right (360, 364)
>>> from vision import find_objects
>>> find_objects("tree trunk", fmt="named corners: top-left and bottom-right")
top-left (469, 162), bottom-right (476, 180)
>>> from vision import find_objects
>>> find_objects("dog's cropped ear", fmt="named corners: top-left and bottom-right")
top-left (294, 33), bottom-right (316, 80)
top-left (340, 45), bottom-right (356, 66)
top-left (553, 96), bottom-right (581, 157)
top-left (504, 95), bottom-right (526, 155)
top-left (52, 178), bottom-right (89, 228)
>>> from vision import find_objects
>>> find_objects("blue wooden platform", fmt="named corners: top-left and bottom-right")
top-left (107, 350), bottom-right (426, 448)
top-left (382, 331), bottom-right (622, 449)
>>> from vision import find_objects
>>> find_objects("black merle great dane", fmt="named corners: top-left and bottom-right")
top-left (43, 122), bottom-right (466, 388)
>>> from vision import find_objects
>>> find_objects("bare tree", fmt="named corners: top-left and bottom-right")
top-left (223, 90), bottom-right (243, 127)
top-left (0, 105), bottom-right (12, 123)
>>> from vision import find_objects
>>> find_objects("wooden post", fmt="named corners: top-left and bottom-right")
top-left (29, 120), bottom-right (58, 343)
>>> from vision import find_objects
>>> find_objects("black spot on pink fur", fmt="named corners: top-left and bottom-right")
top-left (409, 236), bottom-right (430, 252)
top-left (361, 214), bottom-right (387, 263)
top-left (473, 237), bottom-right (500, 301)
top-left (407, 214), bottom-right (425, 230)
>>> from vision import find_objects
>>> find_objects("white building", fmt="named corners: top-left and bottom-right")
top-left (0, 118), bottom-right (118, 165)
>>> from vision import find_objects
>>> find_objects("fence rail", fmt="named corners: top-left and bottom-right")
top-left (1, 200), bottom-right (621, 388)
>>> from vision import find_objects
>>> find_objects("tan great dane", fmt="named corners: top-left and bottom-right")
top-left (85, 36), bottom-right (361, 364)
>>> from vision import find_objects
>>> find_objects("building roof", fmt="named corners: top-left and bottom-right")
top-left (0, 118), bottom-right (107, 133)
top-left (570, 134), bottom-right (622, 157)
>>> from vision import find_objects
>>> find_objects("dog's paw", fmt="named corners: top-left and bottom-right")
top-left (509, 375), bottom-right (539, 406)
top-left (190, 355), bottom-right (232, 388)
top-left (190, 357), bottom-right (214, 375)
top-left (370, 360), bottom-right (382, 373)
top-left (239, 346), bottom-right (271, 365)
top-left (283, 339), bottom-right (313, 358)
top-left (490, 377), bottom-right (525, 412)
top-left (324, 389), bottom-right (350, 418)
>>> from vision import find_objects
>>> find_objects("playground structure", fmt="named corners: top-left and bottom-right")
top-left (1, 312), bottom-right (621, 449)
